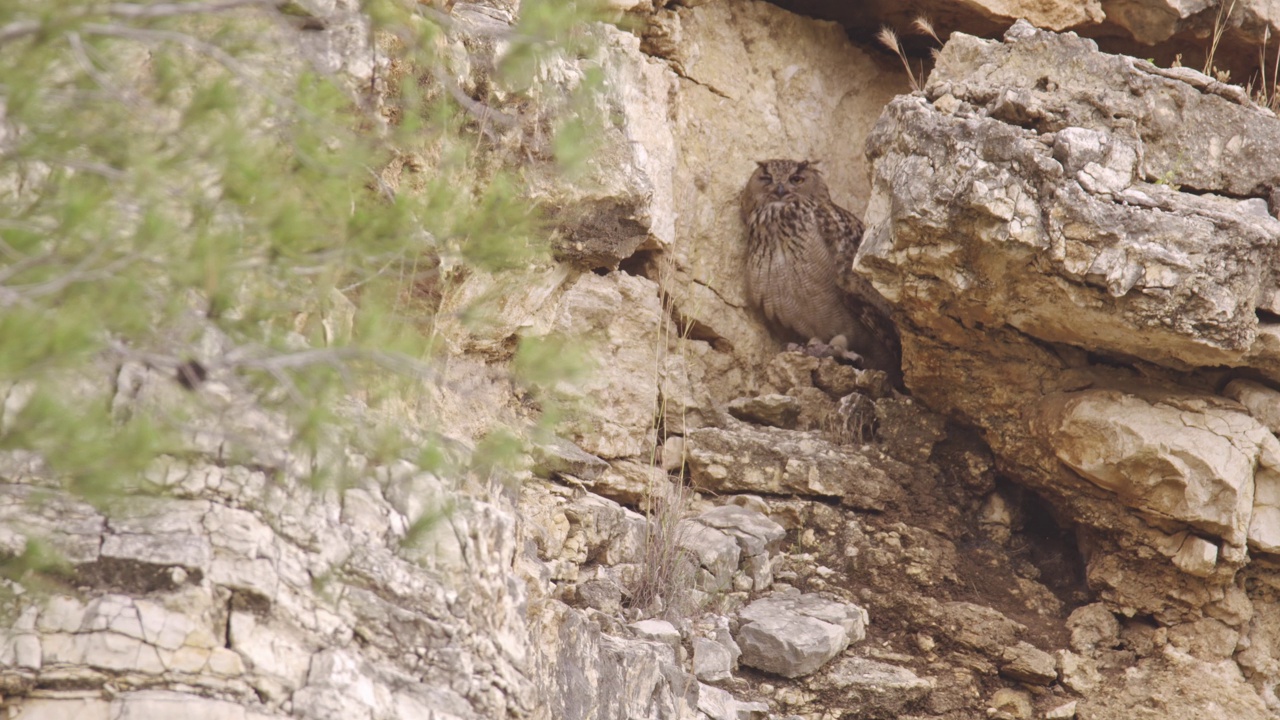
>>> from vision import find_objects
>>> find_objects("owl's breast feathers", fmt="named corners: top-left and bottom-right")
top-left (744, 197), bottom-right (900, 376)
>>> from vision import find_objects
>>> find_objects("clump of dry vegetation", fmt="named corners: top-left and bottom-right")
top-left (877, 16), bottom-right (944, 93)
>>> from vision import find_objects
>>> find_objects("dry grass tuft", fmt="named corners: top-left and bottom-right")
top-left (1203, 0), bottom-right (1238, 79)
top-left (1249, 26), bottom-right (1280, 110)
top-left (912, 15), bottom-right (941, 44)
top-left (879, 17), bottom-right (947, 93)
top-left (878, 26), bottom-right (923, 93)
top-left (627, 256), bottom-right (699, 619)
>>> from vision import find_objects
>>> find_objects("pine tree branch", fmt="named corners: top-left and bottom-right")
top-left (1, 2), bottom-right (275, 43)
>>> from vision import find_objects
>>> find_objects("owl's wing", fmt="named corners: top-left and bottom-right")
top-left (817, 203), bottom-right (889, 316)
top-left (820, 203), bottom-right (865, 272)
top-left (820, 203), bottom-right (903, 382)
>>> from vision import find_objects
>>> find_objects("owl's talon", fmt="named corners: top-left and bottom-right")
top-left (785, 338), bottom-right (865, 366)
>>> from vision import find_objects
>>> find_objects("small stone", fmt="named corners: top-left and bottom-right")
top-left (574, 576), bottom-right (623, 613)
top-left (932, 601), bottom-right (1025, 655)
top-left (1067, 604), bottom-right (1119, 653)
top-left (693, 637), bottom-right (733, 682)
top-left (695, 683), bottom-right (768, 720)
top-left (813, 360), bottom-right (861, 396)
top-left (661, 435), bottom-right (686, 472)
top-left (1058, 650), bottom-right (1102, 694)
top-left (1225, 379), bottom-right (1280, 434)
top-left (763, 352), bottom-right (820, 394)
top-left (697, 683), bottom-right (736, 720)
top-left (727, 394), bottom-right (801, 429)
top-left (628, 619), bottom-right (681, 656)
top-left (1003, 18), bottom-right (1038, 41)
top-left (589, 460), bottom-right (666, 507)
top-left (915, 633), bottom-right (935, 653)
top-left (37, 595), bottom-right (86, 633)
top-left (979, 492), bottom-right (1013, 543)
top-left (988, 687), bottom-right (1033, 719)
top-left (169, 646), bottom-right (210, 673)
top-left (530, 436), bottom-right (609, 482)
top-left (694, 505), bottom-right (786, 557)
top-left (676, 521), bottom-right (741, 591)
top-left (1171, 535), bottom-right (1218, 577)
top-left (725, 495), bottom-right (770, 515)
top-left (735, 700), bottom-right (770, 719)
top-left (1046, 700), bottom-right (1078, 719)
top-left (999, 641), bottom-right (1057, 684)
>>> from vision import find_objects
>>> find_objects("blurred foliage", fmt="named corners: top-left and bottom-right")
top-left (0, 0), bottom-right (613, 581)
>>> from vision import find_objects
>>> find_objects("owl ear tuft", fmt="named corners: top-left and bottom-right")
top-left (755, 160), bottom-right (770, 170)
top-left (801, 159), bottom-right (821, 170)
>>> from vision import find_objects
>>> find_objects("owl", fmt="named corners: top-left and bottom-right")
top-left (740, 159), bottom-right (900, 378)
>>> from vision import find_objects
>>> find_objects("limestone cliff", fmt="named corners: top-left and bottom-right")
top-left (7, 2), bottom-right (1280, 720)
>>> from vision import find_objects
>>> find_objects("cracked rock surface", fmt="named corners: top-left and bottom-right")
top-left (14, 2), bottom-right (1280, 720)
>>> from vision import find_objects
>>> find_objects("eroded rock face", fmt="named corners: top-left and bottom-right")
top-left (1035, 389), bottom-right (1280, 552)
top-left (864, 19), bottom-right (1280, 716)
top-left (866, 21), bottom-right (1280, 550)
top-left (771, 0), bottom-right (1280, 93)
top-left (634, 0), bottom-right (904, 397)
top-left (685, 423), bottom-right (907, 509)
top-left (18, 1), bottom-right (1280, 720)
top-left (734, 590), bottom-right (868, 678)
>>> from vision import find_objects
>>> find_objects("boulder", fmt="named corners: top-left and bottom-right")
top-left (734, 590), bottom-right (868, 678)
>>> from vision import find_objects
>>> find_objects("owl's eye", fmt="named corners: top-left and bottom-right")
top-left (790, 174), bottom-right (806, 184)
top-left (759, 174), bottom-right (773, 184)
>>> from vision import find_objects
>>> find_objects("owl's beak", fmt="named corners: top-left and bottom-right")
top-left (772, 184), bottom-right (787, 197)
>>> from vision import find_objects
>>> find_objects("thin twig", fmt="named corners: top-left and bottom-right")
top-left (414, 4), bottom-right (520, 41)
top-left (430, 66), bottom-right (519, 133)
top-left (0, 250), bottom-right (56, 285)
top-left (2, 249), bottom-right (141, 305)
top-left (0, 20), bottom-right (40, 44)
top-left (0, 1), bottom-right (273, 43)
top-left (81, 23), bottom-right (284, 104)
top-left (103, 0), bottom-right (274, 20)
top-left (68, 31), bottom-right (145, 107)
top-left (54, 159), bottom-right (128, 180)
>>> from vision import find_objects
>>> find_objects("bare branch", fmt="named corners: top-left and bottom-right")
top-left (0, 250), bottom-right (57, 285)
top-left (68, 32), bottom-right (145, 108)
top-left (80, 22), bottom-right (298, 113)
top-left (430, 66), bottom-right (519, 133)
top-left (83, 23), bottom-right (258, 85)
top-left (1, 248), bottom-right (143, 305)
top-left (0, 20), bottom-right (40, 44)
top-left (415, 5), bottom-right (517, 41)
top-left (0, 2), bottom-right (272, 43)
top-left (231, 347), bottom-right (439, 382)
top-left (103, 0), bottom-right (275, 20)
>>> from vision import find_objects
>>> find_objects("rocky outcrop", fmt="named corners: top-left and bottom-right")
top-left (865, 19), bottom-right (1280, 717)
top-left (774, 0), bottom-right (1280, 91)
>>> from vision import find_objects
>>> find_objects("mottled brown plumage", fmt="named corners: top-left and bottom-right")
top-left (740, 159), bottom-right (900, 378)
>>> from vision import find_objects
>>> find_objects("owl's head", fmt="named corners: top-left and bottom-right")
top-left (741, 159), bottom-right (831, 218)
